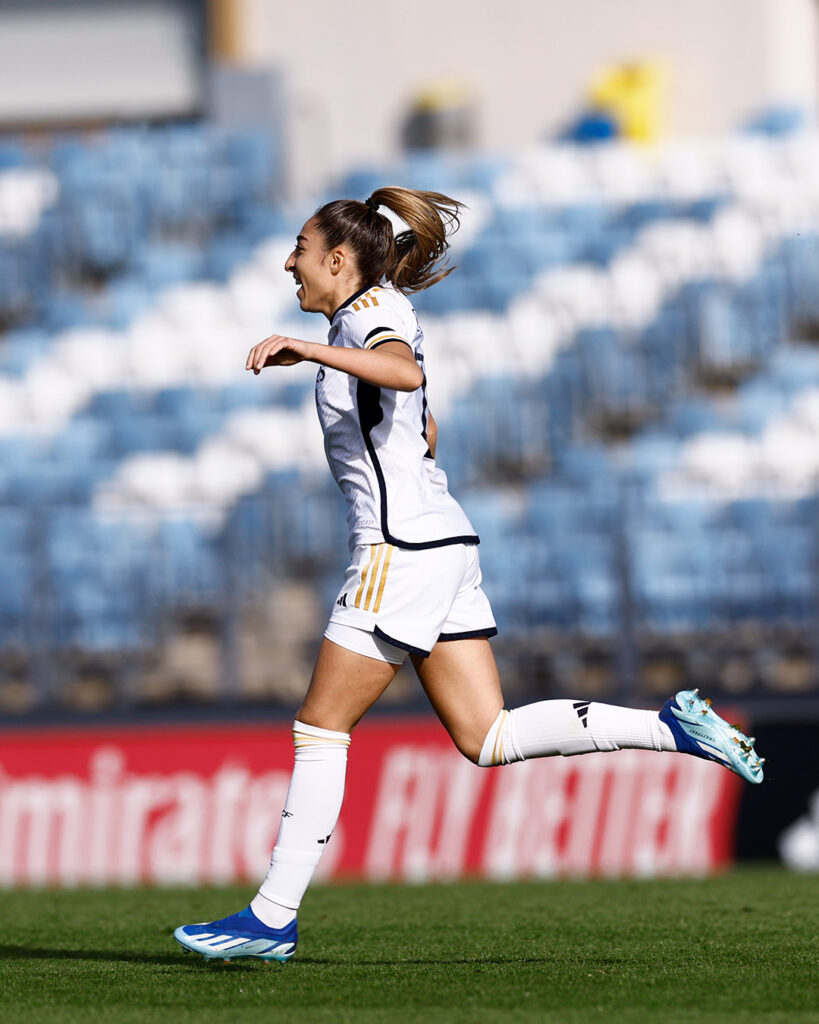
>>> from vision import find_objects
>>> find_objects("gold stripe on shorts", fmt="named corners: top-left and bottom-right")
top-left (354, 545), bottom-right (380, 608)
top-left (372, 544), bottom-right (394, 613)
top-left (363, 544), bottom-right (387, 611)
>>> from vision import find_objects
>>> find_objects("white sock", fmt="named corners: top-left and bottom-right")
top-left (478, 700), bottom-right (676, 766)
top-left (250, 720), bottom-right (350, 929)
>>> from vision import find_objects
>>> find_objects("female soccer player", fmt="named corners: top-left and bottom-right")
top-left (174, 188), bottom-right (764, 963)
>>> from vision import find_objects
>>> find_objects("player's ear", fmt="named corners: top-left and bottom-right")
top-left (328, 248), bottom-right (345, 276)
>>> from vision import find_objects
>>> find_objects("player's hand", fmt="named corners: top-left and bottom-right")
top-left (246, 335), bottom-right (312, 373)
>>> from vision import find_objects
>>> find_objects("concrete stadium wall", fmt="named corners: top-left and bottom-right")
top-left (232, 0), bottom-right (819, 197)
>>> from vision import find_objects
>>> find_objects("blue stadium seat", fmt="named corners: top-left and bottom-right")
top-left (3, 128), bottom-right (819, 698)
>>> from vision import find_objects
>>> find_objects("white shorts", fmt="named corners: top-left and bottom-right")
top-left (325, 541), bottom-right (497, 662)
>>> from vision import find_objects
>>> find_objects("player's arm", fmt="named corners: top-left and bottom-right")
top-left (426, 410), bottom-right (437, 458)
top-left (246, 335), bottom-right (423, 392)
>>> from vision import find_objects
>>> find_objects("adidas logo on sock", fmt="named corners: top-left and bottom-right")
top-left (573, 701), bottom-right (590, 728)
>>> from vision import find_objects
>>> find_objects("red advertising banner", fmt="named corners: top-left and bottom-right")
top-left (0, 718), bottom-right (741, 888)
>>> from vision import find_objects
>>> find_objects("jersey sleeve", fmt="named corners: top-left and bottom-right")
top-left (339, 288), bottom-right (416, 352)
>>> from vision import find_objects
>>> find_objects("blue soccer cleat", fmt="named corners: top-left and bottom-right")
top-left (174, 906), bottom-right (297, 962)
top-left (660, 689), bottom-right (764, 784)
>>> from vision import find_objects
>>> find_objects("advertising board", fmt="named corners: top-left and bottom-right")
top-left (0, 719), bottom-right (741, 887)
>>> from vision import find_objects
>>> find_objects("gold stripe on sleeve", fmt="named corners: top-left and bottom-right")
top-left (365, 332), bottom-right (407, 350)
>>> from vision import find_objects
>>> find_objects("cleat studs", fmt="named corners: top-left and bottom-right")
top-left (705, 698), bottom-right (712, 706)
top-left (693, 688), bottom-right (699, 694)
top-left (759, 758), bottom-right (766, 766)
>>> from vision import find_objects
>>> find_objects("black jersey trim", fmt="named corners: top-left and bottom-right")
top-left (330, 284), bottom-right (374, 322)
top-left (364, 326), bottom-right (396, 343)
top-left (416, 352), bottom-right (433, 457)
top-left (374, 625), bottom-right (431, 658)
top-left (418, 356), bottom-right (429, 444)
top-left (356, 379), bottom-right (480, 551)
top-left (369, 337), bottom-right (410, 351)
top-left (438, 627), bottom-right (499, 642)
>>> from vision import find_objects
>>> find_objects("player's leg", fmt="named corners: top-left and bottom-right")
top-left (250, 636), bottom-right (400, 921)
top-left (410, 638), bottom-right (503, 762)
top-left (174, 636), bottom-right (402, 961)
top-left (417, 544), bottom-right (762, 782)
top-left (412, 637), bottom-right (672, 763)
top-left (297, 633), bottom-right (402, 732)
top-left (413, 638), bottom-right (763, 782)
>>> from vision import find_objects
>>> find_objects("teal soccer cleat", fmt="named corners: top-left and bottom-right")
top-left (174, 906), bottom-right (297, 962)
top-left (659, 689), bottom-right (765, 784)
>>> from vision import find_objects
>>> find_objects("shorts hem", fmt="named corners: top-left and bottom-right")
top-left (328, 608), bottom-right (375, 631)
top-left (373, 625), bottom-right (431, 658)
top-left (438, 627), bottom-right (498, 642)
top-left (323, 624), bottom-right (406, 665)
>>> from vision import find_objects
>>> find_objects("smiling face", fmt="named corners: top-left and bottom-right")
top-left (285, 216), bottom-right (356, 318)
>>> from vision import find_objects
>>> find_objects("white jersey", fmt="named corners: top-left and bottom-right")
top-left (315, 284), bottom-right (478, 551)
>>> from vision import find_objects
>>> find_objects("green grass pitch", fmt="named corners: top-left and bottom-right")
top-left (1, 867), bottom-right (817, 1024)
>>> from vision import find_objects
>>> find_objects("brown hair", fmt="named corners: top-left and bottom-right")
top-left (312, 187), bottom-right (463, 293)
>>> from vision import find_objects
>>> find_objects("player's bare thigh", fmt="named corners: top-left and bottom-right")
top-left (411, 637), bottom-right (504, 763)
top-left (297, 636), bottom-right (401, 733)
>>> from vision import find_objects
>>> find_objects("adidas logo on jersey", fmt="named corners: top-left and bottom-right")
top-left (336, 593), bottom-right (348, 607)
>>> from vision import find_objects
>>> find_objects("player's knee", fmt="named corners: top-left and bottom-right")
top-left (295, 705), bottom-right (351, 735)
top-left (450, 719), bottom-right (501, 765)
top-left (291, 718), bottom-right (352, 750)
top-left (474, 708), bottom-right (523, 767)
top-left (452, 733), bottom-right (484, 765)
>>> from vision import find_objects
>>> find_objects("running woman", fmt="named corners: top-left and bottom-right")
top-left (174, 188), bottom-right (764, 963)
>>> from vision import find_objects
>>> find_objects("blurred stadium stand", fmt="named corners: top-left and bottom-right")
top-left (1, 121), bottom-right (819, 719)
